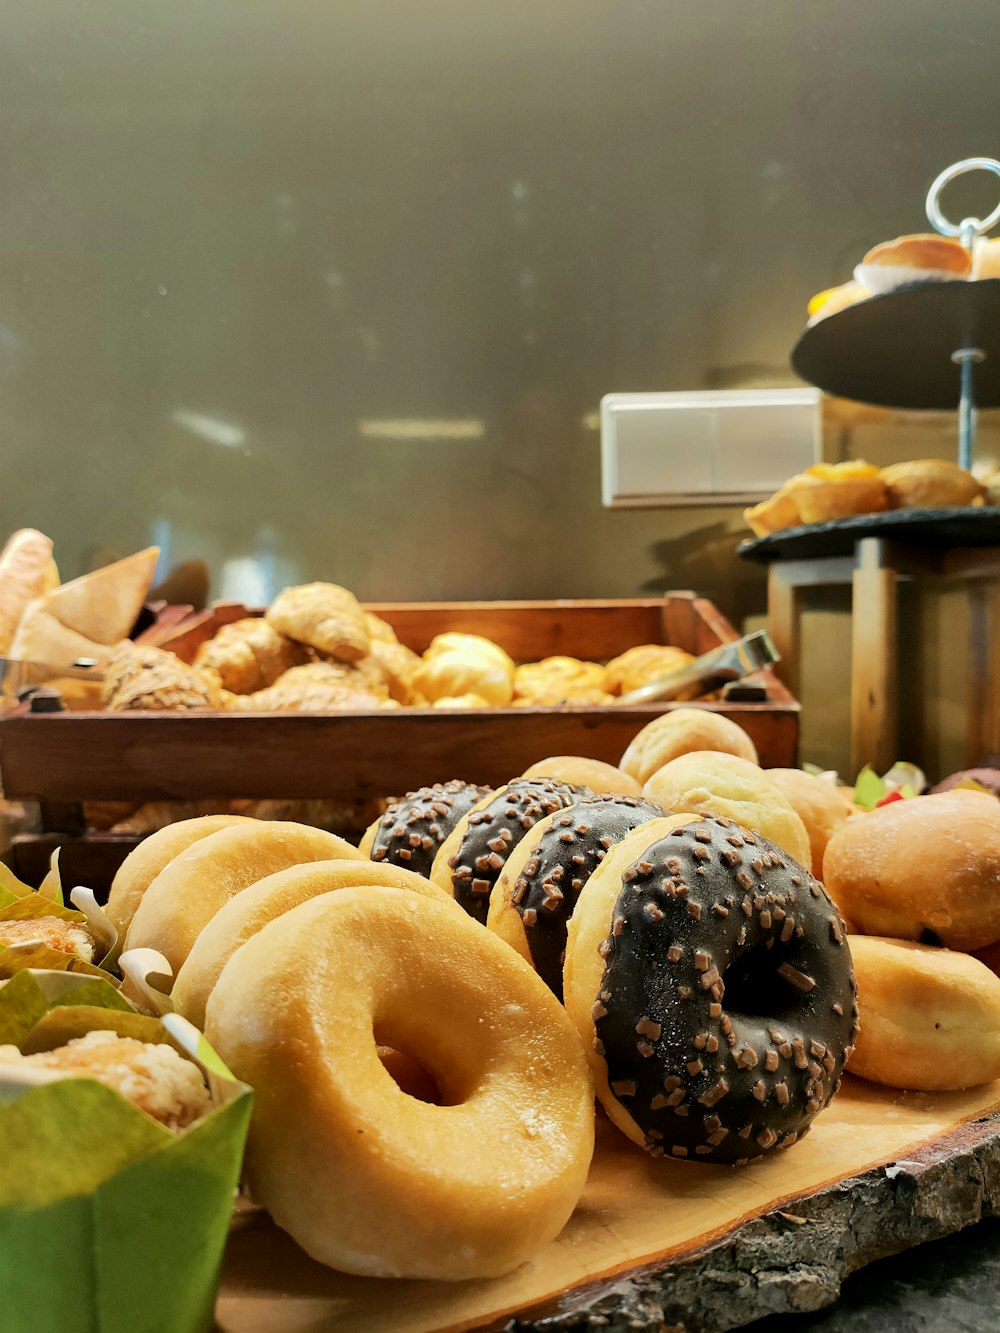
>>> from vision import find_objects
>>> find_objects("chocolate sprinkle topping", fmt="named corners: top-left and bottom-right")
top-left (510, 795), bottom-right (662, 998)
top-left (450, 778), bottom-right (587, 923)
top-left (592, 816), bottom-right (858, 1166)
top-left (369, 780), bottom-right (491, 878)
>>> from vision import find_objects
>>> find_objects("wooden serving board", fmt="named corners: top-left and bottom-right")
top-left (216, 1076), bottom-right (1000, 1333)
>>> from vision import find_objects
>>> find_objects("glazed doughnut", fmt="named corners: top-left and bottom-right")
top-left (431, 777), bottom-right (589, 923)
top-left (564, 816), bottom-right (857, 1165)
top-left (124, 821), bottom-right (364, 974)
top-left (520, 756), bottom-right (643, 797)
top-left (359, 780), bottom-right (492, 879)
top-left (205, 886), bottom-right (595, 1279)
top-left (619, 709), bottom-right (758, 786)
top-left (848, 936), bottom-right (1000, 1091)
top-left (822, 791), bottom-right (1000, 950)
top-left (642, 750), bottom-right (811, 868)
top-left (487, 794), bottom-right (664, 999)
top-left (171, 859), bottom-right (458, 1027)
top-left (105, 815), bottom-right (256, 940)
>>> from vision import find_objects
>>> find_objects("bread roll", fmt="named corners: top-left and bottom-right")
top-left (411, 634), bottom-right (515, 707)
top-left (642, 750), bottom-right (811, 868)
top-left (620, 709), bottom-right (758, 786)
top-left (822, 791), bottom-right (1000, 951)
top-left (604, 645), bottom-right (696, 697)
top-left (848, 936), bottom-right (1000, 1090)
top-left (881, 459), bottom-right (986, 510)
top-left (766, 769), bottom-right (854, 878)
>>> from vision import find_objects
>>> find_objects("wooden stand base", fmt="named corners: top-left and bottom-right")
top-left (216, 1076), bottom-right (1000, 1333)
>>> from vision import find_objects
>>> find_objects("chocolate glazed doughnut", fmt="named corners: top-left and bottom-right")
top-left (488, 795), bottom-right (664, 999)
top-left (564, 815), bottom-right (857, 1166)
top-left (360, 781), bottom-right (491, 879)
top-left (432, 779), bottom-right (588, 924)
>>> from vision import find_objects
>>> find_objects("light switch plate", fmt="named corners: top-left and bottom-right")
top-left (600, 388), bottom-right (822, 508)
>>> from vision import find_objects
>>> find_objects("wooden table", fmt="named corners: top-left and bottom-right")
top-left (739, 511), bottom-right (1000, 776)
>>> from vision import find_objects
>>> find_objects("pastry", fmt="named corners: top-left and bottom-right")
top-left (105, 815), bottom-right (257, 939)
top-left (620, 709), bottom-right (758, 786)
top-left (513, 657), bottom-right (608, 701)
top-left (881, 459), bottom-right (986, 509)
top-left (512, 687), bottom-right (616, 707)
top-left (791, 461), bottom-right (888, 525)
top-left (231, 663), bottom-right (387, 712)
top-left (847, 936), bottom-right (1000, 1090)
top-left (0, 1030), bottom-right (212, 1131)
top-left (411, 633), bottom-right (515, 707)
top-left (430, 778), bottom-right (588, 923)
top-left (124, 821), bottom-right (366, 973)
top-left (766, 769), bottom-right (854, 878)
top-left (0, 528), bottom-right (59, 654)
top-left (0, 917), bottom-right (97, 963)
top-left (205, 886), bottom-right (595, 1279)
top-left (520, 756), bottom-right (643, 797)
top-left (265, 583), bottom-right (370, 663)
top-left (194, 618), bottom-right (309, 694)
top-left (102, 642), bottom-right (229, 711)
top-left (21, 548), bottom-right (159, 647)
top-left (172, 859), bottom-right (457, 1027)
top-left (604, 645), bottom-right (697, 698)
top-left (360, 780), bottom-right (491, 878)
top-left (822, 790), bottom-right (1000, 950)
top-left (861, 233), bottom-right (971, 277)
top-left (368, 639), bottom-right (421, 703)
top-left (486, 794), bottom-right (664, 998)
top-left (642, 750), bottom-right (811, 868)
top-left (563, 816), bottom-right (857, 1164)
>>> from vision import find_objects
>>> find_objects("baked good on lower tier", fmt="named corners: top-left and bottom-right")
top-left (766, 768), bottom-right (855, 878)
top-left (430, 778), bottom-right (589, 923)
top-left (204, 885), bottom-right (595, 1279)
top-left (847, 936), bottom-right (1000, 1090)
top-left (563, 815), bottom-right (857, 1165)
top-left (822, 790), bottom-right (1000, 950)
top-left (487, 794), bottom-right (665, 999)
top-left (359, 779), bottom-right (492, 878)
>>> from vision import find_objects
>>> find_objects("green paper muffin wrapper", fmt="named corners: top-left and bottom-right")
top-left (0, 970), bottom-right (252, 1333)
top-left (0, 854), bottom-right (119, 981)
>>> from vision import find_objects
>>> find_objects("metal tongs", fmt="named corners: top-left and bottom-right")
top-left (616, 630), bottom-right (780, 705)
top-left (0, 657), bottom-right (105, 706)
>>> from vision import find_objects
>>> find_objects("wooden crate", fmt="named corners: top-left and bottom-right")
top-left (0, 593), bottom-right (798, 891)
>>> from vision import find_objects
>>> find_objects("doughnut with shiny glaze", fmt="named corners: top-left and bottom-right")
top-left (205, 886), bottom-right (595, 1279)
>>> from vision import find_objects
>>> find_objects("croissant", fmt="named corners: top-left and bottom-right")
top-left (513, 656), bottom-right (608, 700)
top-left (103, 643), bottom-right (229, 711)
top-left (194, 618), bottom-right (309, 694)
top-left (231, 663), bottom-right (390, 712)
top-left (265, 583), bottom-right (370, 662)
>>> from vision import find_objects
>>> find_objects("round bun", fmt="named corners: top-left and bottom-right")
top-left (172, 859), bottom-right (456, 1028)
top-left (205, 886), bottom-right (594, 1279)
top-left (105, 815), bottom-right (256, 940)
top-left (124, 822), bottom-right (365, 974)
top-left (642, 750), bottom-right (811, 868)
top-left (430, 778), bottom-right (587, 923)
top-left (620, 709), bottom-right (758, 786)
top-left (862, 233), bottom-right (972, 275)
top-left (766, 769), bottom-right (854, 878)
top-left (881, 459), bottom-right (986, 510)
top-left (822, 791), bottom-right (1000, 950)
top-left (563, 816), bottom-right (857, 1165)
top-left (359, 780), bottom-right (491, 878)
top-left (520, 756), bottom-right (642, 797)
top-left (847, 936), bottom-right (1000, 1090)
top-left (486, 794), bottom-right (665, 997)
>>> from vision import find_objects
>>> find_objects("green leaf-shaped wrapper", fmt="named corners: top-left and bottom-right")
top-left (0, 971), bottom-right (252, 1333)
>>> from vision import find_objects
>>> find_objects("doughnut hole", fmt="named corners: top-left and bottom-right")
top-left (376, 1046), bottom-right (444, 1105)
top-left (721, 941), bottom-right (818, 1023)
top-left (206, 886), bottom-right (594, 1280)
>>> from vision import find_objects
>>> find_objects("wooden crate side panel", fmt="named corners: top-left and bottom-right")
top-left (0, 704), bottom-right (797, 802)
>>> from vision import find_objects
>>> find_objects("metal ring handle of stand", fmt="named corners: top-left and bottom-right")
top-left (926, 157), bottom-right (1000, 244)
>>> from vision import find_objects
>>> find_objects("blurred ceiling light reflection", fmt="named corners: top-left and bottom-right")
top-left (172, 409), bottom-right (246, 448)
top-left (358, 418), bottom-right (485, 442)
top-left (580, 411), bottom-right (600, 431)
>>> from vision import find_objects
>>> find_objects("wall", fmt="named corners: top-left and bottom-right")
top-left (2, 0), bottom-right (998, 776)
